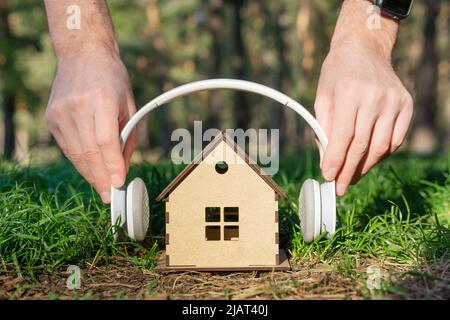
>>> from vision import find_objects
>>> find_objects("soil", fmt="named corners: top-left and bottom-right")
top-left (1, 256), bottom-right (448, 300)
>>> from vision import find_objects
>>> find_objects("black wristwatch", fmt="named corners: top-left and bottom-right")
top-left (373, 0), bottom-right (414, 20)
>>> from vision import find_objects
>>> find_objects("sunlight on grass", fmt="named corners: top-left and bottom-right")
top-left (0, 161), bottom-right (157, 279)
top-left (285, 152), bottom-right (449, 269)
top-left (0, 151), bottom-right (448, 297)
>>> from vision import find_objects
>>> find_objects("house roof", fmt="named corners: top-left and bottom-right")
top-left (156, 131), bottom-right (287, 201)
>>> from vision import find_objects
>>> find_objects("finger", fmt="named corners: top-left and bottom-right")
top-left (314, 94), bottom-right (333, 138)
top-left (314, 93), bottom-right (333, 168)
top-left (390, 95), bottom-right (413, 153)
top-left (48, 122), bottom-right (68, 155)
top-left (126, 91), bottom-right (138, 116)
top-left (334, 107), bottom-right (376, 195)
top-left (321, 92), bottom-right (358, 181)
top-left (123, 128), bottom-right (138, 169)
top-left (72, 112), bottom-right (111, 203)
top-left (94, 103), bottom-right (126, 188)
top-left (359, 113), bottom-right (397, 176)
top-left (314, 138), bottom-right (323, 165)
top-left (121, 97), bottom-right (138, 169)
top-left (58, 116), bottom-right (95, 186)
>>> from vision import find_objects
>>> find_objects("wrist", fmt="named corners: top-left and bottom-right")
top-left (45, 0), bottom-right (120, 65)
top-left (54, 39), bottom-right (120, 66)
top-left (330, 0), bottom-right (399, 60)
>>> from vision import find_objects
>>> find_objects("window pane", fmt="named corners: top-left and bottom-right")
top-left (224, 226), bottom-right (239, 241)
top-left (205, 207), bottom-right (220, 222)
top-left (205, 226), bottom-right (221, 241)
top-left (224, 207), bottom-right (239, 222)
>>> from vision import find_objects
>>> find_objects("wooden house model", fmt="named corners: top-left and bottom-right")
top-left (155, 131), bottom-right (290, 271)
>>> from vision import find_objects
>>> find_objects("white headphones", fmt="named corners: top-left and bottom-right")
top-left (111, 79), bottom-right (336, 243)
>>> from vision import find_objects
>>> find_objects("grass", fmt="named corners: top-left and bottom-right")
top-left (0, 150), bottom-right (449, 299)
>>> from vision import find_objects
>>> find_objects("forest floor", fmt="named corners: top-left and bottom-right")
top-left (1, 256), bottom-right (449, 300)
top-left (0, 151), bottom-right (449, 300)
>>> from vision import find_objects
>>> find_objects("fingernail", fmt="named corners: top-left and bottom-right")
top-left (101, 191), bottom-right (111, 203)
top-left (336, 183), bottom-right (348, 196)
top-left (324, 168), bottom-right (338, 181)
top-left (111, 174), bottom-right (123, 187)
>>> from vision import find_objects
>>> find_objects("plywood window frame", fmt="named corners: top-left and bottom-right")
top-left (204, 206), bottom-right (240, 241)
top-left (205, 207), bottom-right (221, 223)
top-left (223, 207), bottom-right (239, 241)
top-left (205, 207), bottom-right (221, 241)
top-left (224, 207), bottom-right (239, 222)
top-left (205, 225), bottom-right (221, 241)
top-left (224, 225), bottom-right (239, 241)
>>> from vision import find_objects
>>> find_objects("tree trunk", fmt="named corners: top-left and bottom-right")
top-left (146, 1), bottom-right (170, 155)
top-left (14, 107), bottom-right (31, 162)
top-left (156, 76), bottom-right (170, 156)
top-left (232, 0), bottom-right (250, 130)
top-left (2, 92), bottom-right (15, 158)
top-left (206, 0), bottom-right (224, 130)
top-left (0, 1), bottom-right (16, 158)
top-left (410, 0), bottom-right (440, 154)
top-left (274, 4), bottom-right (290, 152)
top-left (261, 2), bottom-right (288, 151)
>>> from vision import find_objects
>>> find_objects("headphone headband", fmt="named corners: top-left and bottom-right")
top-left (121, 79), bottom-right (328, 152)
top-left (113, 79), bottom-right (336, 244)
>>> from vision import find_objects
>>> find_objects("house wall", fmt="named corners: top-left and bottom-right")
top-left (165, 141), bottom-right (279, 268)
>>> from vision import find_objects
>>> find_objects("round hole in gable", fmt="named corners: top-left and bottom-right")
top-left (215, 161), bottom-right (228, 174)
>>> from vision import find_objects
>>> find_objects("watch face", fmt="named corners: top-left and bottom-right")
top-left (382, 0), bottom-right (414, 18)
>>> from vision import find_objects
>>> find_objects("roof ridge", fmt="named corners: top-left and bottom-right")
top-left (156, 130), bottom-right (287, 201)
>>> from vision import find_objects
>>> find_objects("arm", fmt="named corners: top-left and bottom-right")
top-left (44, 0), bottom-right (137, 203)
top-left (315, 0), bottom-right (413, 195)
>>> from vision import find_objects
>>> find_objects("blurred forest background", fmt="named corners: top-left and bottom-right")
top-left (0, 0), bottom-right (449, 164)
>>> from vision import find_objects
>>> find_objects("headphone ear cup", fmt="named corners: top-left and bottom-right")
top-left (299, 179), bottom-right (321, 243)
top-left (126, 178), bottom-right (150, 241)
top-left (111, 186), bottom-right (127, 241)
top-left (320, 181), bottom-right (336, 238)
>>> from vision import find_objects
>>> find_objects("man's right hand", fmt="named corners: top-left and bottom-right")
top-left (45, 50), bottom-right (138, 204)
top-left (44, 0), bottom-right (137, 203)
